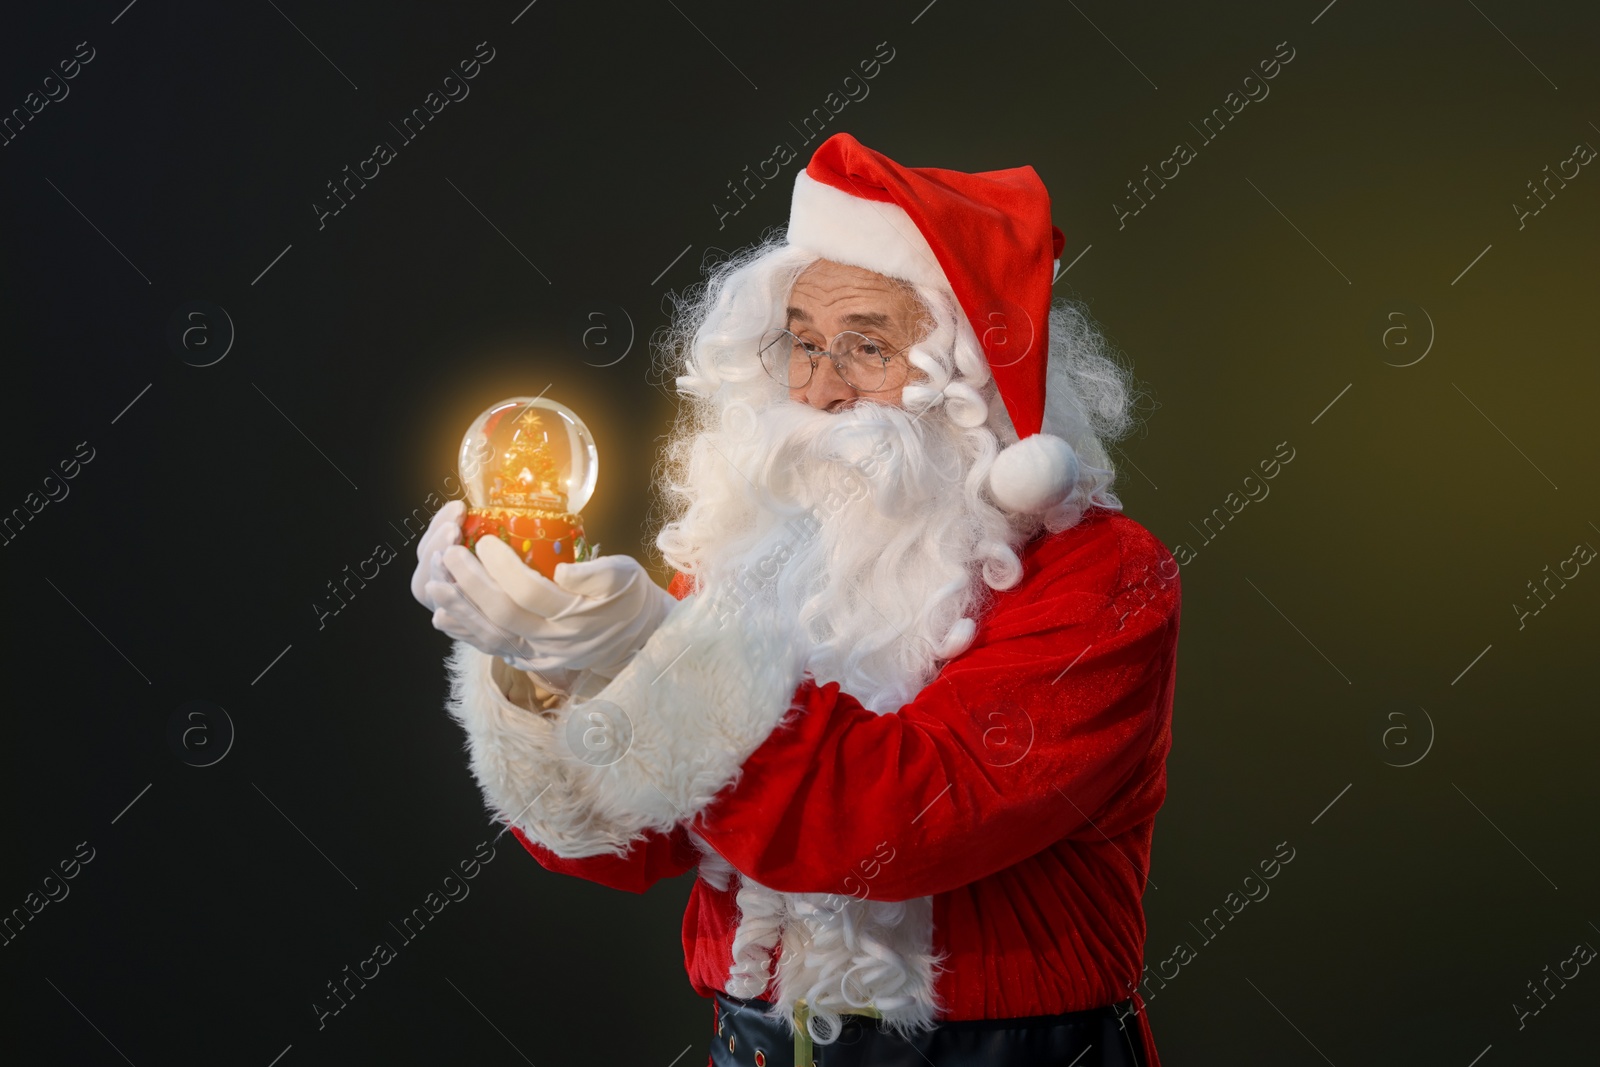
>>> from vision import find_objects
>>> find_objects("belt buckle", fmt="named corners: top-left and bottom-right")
top-left (792, 997), bottom-right (885, 1065)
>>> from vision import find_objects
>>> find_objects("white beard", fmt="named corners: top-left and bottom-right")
top-left (659, 395), bottom-right (1033, 1043)
top-left (658, 395), bottom-right (1028, 714)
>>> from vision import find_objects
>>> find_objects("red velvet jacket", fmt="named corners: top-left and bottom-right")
top-left (509, 506), bottom-right (1180, 1063)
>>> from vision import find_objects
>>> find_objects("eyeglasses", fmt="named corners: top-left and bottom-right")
top-left (758, 328), bottom-right (904, 392)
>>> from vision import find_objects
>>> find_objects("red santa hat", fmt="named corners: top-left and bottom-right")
top-left (786, 132), bottom-right (1077, 514)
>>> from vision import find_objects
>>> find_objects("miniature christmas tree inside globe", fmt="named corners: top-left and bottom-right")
top-left (458, 396), bottom-right (599, 578)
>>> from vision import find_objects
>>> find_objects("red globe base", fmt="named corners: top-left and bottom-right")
top-left (462, 508), bottom-right (586, 580)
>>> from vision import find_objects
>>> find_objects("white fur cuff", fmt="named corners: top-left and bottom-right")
top-left (444, 641), bottom-right (641, 856)
top-left (562, 591), bottom-right (812, 850)
top-left (443, 592), bottom-right (811, 859)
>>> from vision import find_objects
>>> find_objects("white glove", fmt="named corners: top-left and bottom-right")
top-left (419, 514), bottom-right (677, 686)
top-left (411, 499), bottom-right (467, 613)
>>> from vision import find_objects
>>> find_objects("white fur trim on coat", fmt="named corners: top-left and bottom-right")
top-left (727, 879), bottom-right (947, 1045)
top-left (444, 591), bottom-right (812, 859)
top-left (682, 829), bottom-right (946, 1043)
top-left (787, 171), bottom-right (952, 292)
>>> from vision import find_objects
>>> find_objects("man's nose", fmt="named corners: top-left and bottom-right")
top-left (793, 357), bottom-right (859, 412)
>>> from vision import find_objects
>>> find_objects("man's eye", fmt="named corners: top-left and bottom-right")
top-left (798, 341), bottom-right (826, 355)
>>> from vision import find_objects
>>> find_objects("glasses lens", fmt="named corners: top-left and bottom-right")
top-left (759, 329), bottom-right (811, 388)
top-left (832, 331), bottom-right (890, 391)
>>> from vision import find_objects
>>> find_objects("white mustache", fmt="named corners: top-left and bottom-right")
top-left (723, 399), bottom-right (964, 519)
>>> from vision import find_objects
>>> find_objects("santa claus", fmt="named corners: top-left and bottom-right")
top-left (412, 133), bottom-right (1181, 1066)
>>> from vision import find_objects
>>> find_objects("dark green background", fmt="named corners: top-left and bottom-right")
top-left (2, 0), bottom-right (1595, 1062)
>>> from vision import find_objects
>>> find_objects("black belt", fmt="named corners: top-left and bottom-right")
top-left (710, 990), bottom-right (1151, 1067)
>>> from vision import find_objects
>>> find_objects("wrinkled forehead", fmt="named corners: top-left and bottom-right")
top-left (785, 259), bottom-right (927, 336)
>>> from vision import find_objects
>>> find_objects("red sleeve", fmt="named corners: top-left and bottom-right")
top-left (508, 823), bottom-right (700, 895)
top-left (688, 523), bottom-right (1181, 902)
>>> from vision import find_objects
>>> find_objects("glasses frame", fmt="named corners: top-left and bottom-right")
top-left (758, 327), bottom-right (908, 393)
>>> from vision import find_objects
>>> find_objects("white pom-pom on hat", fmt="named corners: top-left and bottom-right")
top-left (988, 433), bottom-right (1079, 513)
